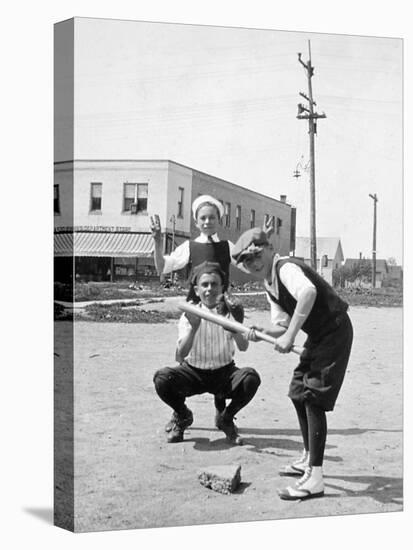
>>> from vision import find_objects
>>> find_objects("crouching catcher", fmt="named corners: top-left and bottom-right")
top-left (153, 261), bottom-right (261, 445)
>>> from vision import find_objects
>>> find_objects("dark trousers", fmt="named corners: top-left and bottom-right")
top-left (289, 313), bottom-right (353, 411)
top-left (153, 361), bottom-right (261, 417)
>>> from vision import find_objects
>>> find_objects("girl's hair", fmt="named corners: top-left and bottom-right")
top-left (191, 261), bottom-right (225, 285)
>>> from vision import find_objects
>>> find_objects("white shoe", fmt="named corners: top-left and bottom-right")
top-left (279, 450), bottom-right (309, 477)
top-left (279, 467), bottom-right (325, 500)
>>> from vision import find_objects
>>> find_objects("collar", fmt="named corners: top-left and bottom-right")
top-left (195, 233), bottom-right (220, 243)
top-left (264, 254), bottom-right (282, 298)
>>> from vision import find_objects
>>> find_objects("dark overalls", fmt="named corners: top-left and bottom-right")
top-left (268, 258), bottom-right (353, 411)
top-left (186, 240), bottom-right (231, 302)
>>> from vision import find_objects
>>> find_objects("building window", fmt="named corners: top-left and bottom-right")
top-left (276, 217), bottom-right (282, 235)
top-left (224, 202), bottom-right (231, 228)
top-left (90, 182), bottom-right (102, 212)
top-left (54, 184), bottom-right (60, 214)
top-left (124, 183), bottom-right (148, 214)
top-left (236, 205), bottom-right (241, 231)
top-left (250, 209), bottom-right (255, 228)
top-left (177, 187), bottom-right (184, 218)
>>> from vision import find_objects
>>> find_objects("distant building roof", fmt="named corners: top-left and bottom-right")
top-left (344, 258), bottom-right (389, 274)
top-left (294, 237), bottom-right (344, 262)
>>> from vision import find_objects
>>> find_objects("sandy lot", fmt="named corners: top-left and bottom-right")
top-left (54, 306), bottom-right (403, 532)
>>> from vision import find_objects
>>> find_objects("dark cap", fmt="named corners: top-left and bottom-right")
top-left (232, 227), bottom-right (269, 264)
top-left (191, 261), bottom-right (225, 285)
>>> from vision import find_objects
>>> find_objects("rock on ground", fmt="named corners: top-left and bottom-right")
top-left (198, 464), bottom-right (241, 494)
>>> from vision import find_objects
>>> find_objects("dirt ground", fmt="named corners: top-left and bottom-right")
top-left (54, 305), bottom-right (403, 532)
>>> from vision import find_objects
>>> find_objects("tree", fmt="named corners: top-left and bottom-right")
top-left (350, 259), bottom-right (372, 284)
top-left (333, 260), bottom-right (372, 288)
top-left (333, 265), bottom-right (351, 288)
top-left (387, 257), bottom-right (397, 266)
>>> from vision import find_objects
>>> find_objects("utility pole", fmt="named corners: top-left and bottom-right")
top-left (369, 193), bottom-right (378, 288)
top-left (297, 41), bottom-right (326, 271)
top-left (170, 214), bottom-right (176, 284)
top-left (170, 214), bottom-right (176, 251)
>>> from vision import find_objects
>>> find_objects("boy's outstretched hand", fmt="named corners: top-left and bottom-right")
top-left (150, 214), bottom-right (162, 240)
top-left (262, 216), bottom-right (275, 238)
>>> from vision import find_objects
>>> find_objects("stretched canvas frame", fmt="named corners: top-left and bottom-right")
top-left (54, 17), bottom-right (403, 533)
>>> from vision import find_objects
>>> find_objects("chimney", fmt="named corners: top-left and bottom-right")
top-left (359, 252), bottom-right (362, 259)
top-left (280, 194), bottom-right (287, 203)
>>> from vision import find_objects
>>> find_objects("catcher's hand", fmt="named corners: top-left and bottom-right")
top-left (223, 294), bottom-right (245, 323)
top-left (247, 325), bottom-right (264, 342)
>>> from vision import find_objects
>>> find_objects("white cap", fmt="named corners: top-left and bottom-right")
top-left (192, 195), bottom-right (224, 221)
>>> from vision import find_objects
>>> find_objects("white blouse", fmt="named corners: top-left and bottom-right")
top-left (177, 304), bottom-right (235, 369)
top-left (265, 257), bottom-right (315, 326)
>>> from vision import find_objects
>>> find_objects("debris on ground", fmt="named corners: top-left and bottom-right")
top-left (198, 464), bottom-right (242, 494)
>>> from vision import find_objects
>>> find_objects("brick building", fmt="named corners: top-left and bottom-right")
top-left (54, 159), bottom-right (296, 283)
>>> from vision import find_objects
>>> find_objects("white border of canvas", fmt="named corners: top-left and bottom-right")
top-left (1, 1), bottom-right (410, 549)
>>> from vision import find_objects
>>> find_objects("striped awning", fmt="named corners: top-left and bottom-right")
top-left (54, 232), bottom-right (154, 258)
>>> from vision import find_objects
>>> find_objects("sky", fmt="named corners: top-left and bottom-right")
top-left (63, 17), bottom-right (403, 263)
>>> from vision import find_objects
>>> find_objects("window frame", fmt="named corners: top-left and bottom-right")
top-left (224, 202), bottom-right (231, 228)
top-left (123, 182), bottom-right (148, 214)
top-left (177, 187), bottom-right (184, 218)
top-left (250, 209), bottom-right (256, 228)
top-left (90, 182), bottom-right (102, 212)
top-left (54, 184), bottom-right (60, 214)
top-left (235, 205), bottom-right (241, 231)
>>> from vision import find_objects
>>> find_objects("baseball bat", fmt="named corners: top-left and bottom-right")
top-left (178, 302), bottom-right (304, 356)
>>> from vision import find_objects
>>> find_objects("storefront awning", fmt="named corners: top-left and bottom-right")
top-left (54, 232), bottom-right (154, 258)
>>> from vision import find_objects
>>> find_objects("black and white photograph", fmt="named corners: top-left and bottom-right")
top-left (53, 16), bottom-right (403, 532)
top-left (3, 1), bottom-right (410, 549)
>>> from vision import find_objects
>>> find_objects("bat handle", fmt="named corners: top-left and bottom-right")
top-left (252, 330), bottom-right (305, 356)
top-left (291, 345), bottom-right (305, 356)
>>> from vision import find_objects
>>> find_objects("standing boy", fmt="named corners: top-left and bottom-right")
top-left (232, 228), bottom-right (353, 500)
top-left (153, 261), bottom-right (261, 445)
top-left (150, 195), bottom-right (233, 300)
top-left (150, 194), bottom-right (273, 302)
top-left (150, 195), bottom-right (248, 416)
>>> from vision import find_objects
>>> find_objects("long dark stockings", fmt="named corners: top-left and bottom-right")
top-left (292, 399), bottom-right (327, 467)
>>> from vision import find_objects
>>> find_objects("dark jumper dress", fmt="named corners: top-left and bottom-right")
top-left (186, 241), bottom-right (231, 303)
top-left (267, 258), bottom-right (353, 411)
